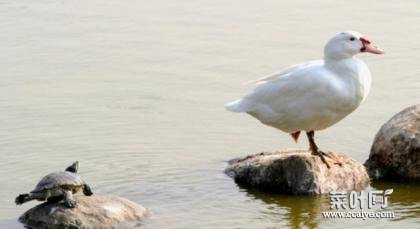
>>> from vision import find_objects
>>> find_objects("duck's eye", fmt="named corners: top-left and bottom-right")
top-left (349, 37), bottom-right (355, 41)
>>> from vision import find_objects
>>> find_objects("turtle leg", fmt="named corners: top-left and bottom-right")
top-left (82, 184), bottom-right (93, 196)
top-left (47, 195), bottom-right (64, 203)
top-left (45, 188), bottom-right (66, 204)
top-left (15, 192), bottom-right (46, 205)
top-left (63, 190), bottom-right (77, 208)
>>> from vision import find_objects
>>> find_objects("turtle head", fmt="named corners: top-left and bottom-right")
top-left (65, 161), bottom-right (79, 173)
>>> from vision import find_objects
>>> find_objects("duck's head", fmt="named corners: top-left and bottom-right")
top-left (324, 31), bottom-right (384, 60)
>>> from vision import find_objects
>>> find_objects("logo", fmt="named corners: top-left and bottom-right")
top-left (322, 189), bottom-right (395, 219)
top-left (329, 189), bottom-right (393, 209)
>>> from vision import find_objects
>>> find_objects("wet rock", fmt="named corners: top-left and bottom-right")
top-left (225, 149), bottom-right (370, 195)
top-left (365, 104), bottom-right (420, 180)
top-left (19, 195), bottom-right (148, 229)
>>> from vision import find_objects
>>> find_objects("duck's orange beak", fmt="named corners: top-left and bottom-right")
top-left (360, 37), bottom-right (384, 54)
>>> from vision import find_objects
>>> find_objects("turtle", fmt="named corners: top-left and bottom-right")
top-left (15, 161), bottom-right (93, 208)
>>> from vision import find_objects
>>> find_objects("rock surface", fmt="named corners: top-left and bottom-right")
top-left (19, 195), bottom-right (148, 229)
top-left (225, 149), bottom-right (370, 195)
top-left (365, 104), bottom-right (420, 180)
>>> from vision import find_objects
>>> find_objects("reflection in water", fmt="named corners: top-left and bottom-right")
top-left (238, 181), bottom-right (420, 228)
top-left (371, 181), bottom-right (420, 220)
top-left (240, 185), bottom-right (330, 229)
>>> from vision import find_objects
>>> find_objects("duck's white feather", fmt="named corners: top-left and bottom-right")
top-left (245, 60), bottom-right (323, 85)
top-left (225, 57), bottom-right (371, 133)
top-left (225, 31), bottom-right (378, 133)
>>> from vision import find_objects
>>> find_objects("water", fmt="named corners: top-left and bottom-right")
top-left (0, 0), bottom-right (419, 228)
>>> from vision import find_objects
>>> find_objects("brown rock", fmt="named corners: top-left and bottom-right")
top-left (365, 104), bottom-right (420, 180)
top-left (19, 195), bottom-right (148, 229)
top-left (225, 149), bottom-right (370, 195)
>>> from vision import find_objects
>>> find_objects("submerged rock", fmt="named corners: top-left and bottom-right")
top-left (19, 195), bottom-right (148, 229)
top-left (365, 104), bottom-right (420, 180)
top-left (225, 149), bottom-right (370, 195)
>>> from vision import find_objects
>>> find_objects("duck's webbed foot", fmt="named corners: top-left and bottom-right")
top-left (311, 150), bottom-right (332, 169)
top-left (306, 130), bottom-right (343, 169)
top-left (311, 150), bottom-right (343, 169)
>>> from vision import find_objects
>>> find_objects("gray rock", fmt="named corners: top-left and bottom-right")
top-left (19, 195), bottom-right (148, 229)
top-left (365, 104), bottom-right (420, 180)
top-left (225, 149), bottom-right (370, 195)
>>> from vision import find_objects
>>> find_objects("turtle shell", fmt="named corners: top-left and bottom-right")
top-left (31, 171), bottom-right (84, 193)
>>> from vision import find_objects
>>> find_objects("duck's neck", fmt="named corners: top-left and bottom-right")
top-left (324, 57), bottom-right (360, 76)
top-left (324, 56), bottom-right (371, 103)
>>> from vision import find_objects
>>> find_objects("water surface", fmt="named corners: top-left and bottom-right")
top-left (0, 0), bottom-right (419, 228)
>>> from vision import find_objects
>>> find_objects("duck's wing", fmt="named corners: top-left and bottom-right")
top-left (226, 61), bottom-right (328, 115)
top-left (245, 60), bottom-right (323, 85)
top-left (245, 60), bottom-right (326, 102)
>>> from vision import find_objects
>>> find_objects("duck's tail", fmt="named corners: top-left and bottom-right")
top-left (224, 99), bottom-right (252, 113)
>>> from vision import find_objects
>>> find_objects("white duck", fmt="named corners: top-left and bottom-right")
top-left (225, 31), bottom-right (383, 168)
